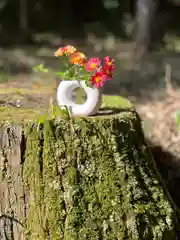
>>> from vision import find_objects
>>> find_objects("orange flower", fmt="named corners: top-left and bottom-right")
top-left (54, 47), bottom-right (65, 57)
top-left (85, 57), bottom-right (101, 72)
top-left (54, 45), bottom-right (76, 57)
top-left (90, 71), bottom-right (107, 88)
top-left (64, 45), bottom-right (76, 55)
top-left (69, 52), bottom-right (86, 66)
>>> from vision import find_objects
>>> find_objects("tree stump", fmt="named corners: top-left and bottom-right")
top-left (0, 110), bottom-right (178, 239)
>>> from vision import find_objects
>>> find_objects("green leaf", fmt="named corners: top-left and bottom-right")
top-left (37, 113), bottom-right (48, 131)
top-left (79, 67), bottom-right (88, 74)
top-left (85, 80), bottom-right (91, 87)
top-left (49, 99), bottom-right (56, 118)
top-left (56, 106), bottom-right (67, 115)
top-left (56, 71), bottom-right (65, 77)
top-left (55, 105), bottom-right (70, 119)
top-left (68, 68), bottom-right (75, 78)
top-left (63, 105), bottom-right (71, 116)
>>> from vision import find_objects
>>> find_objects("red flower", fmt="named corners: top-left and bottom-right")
top-left (104, 56), bottom-right (115, 70)
top-left (90, 71), bottom-right (107, 88)
top-left (102, 66), bottom-right (113, 80)
top-left (85, 57), bottom-right (101, 72)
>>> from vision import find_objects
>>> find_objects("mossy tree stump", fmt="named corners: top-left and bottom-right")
top-left (0, 110), bottom-right (178, 239)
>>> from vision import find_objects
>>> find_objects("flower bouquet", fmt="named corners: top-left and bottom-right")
top-left (34, 45), bottom-right (115, 116)
top-left (54, 45), bottom-right (115, 88)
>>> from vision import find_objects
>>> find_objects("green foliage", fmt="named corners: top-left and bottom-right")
top-left (33, 64), bottom-right (49, 73)
top-left (37, 99), bottom-right (70, 131)
top-left (23, 112), bottom-right (177, 239)
top-left (33, 57), bottom-right (91, 87)
top-left (56, 65), bottom-right (91, 87)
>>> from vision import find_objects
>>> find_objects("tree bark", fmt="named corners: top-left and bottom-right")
top-left (0, 126), bottom-right (27, 240)
top-left (0, 111), bottom-right (178, 239)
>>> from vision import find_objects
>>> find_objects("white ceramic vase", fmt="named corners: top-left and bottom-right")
top-left (56, 80), bottom-right (102, 116)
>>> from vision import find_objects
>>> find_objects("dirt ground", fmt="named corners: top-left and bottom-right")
top-left (1, 43), bottom-right (180, 211)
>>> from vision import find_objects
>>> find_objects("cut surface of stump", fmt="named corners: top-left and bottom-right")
top-left (0, 110), bottom-right (178, 239)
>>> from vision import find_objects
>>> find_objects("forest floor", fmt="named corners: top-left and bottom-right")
top-left (1, 41), bottom-right (180, 210)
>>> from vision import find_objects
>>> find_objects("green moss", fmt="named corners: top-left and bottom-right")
top-left (22, 111), bottom-right (177, 239)
top-left (0, 106), bottom-right (46, 122)
top-left (23, 125), bottom-right (46, 239)
top-left (102, 95), bottom-right (133, 108)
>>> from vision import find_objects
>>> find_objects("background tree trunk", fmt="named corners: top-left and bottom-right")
top-left (19, 0), bottom-right (28, 35)
top-left (0, 111), bottom-right (178, 239)
top-left (135, 0), bottom-right (157, 60)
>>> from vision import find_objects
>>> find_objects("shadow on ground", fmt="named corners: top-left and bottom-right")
top-left (149, 141), bottom-right (180, 210)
